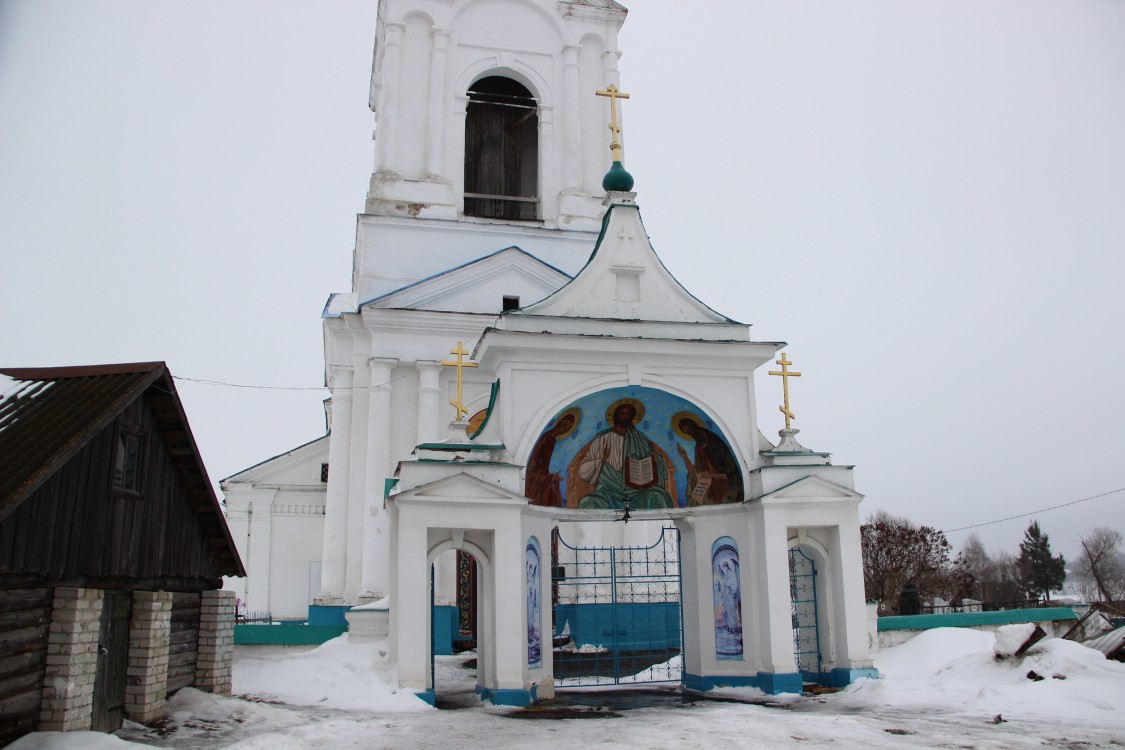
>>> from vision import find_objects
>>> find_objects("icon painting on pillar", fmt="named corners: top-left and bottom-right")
top-left (526, 537), bottom-right (541, 668)
top-left (712, 537), bottom-right (743, 660)
top-left (524, 386), bottom-right (743, 509)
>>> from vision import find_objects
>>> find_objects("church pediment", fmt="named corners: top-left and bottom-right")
top-left (515, 200), bottom-right (738, 325)
top-left (221, 435), bottom-right (329, 487)
top-left (394, 470), bottom-right (528, 506)
top-left (759, 474), bottom-right (863, 504)
top-left (361, 247), bottom-right (570, 314)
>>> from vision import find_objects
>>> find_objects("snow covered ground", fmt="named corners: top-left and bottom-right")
top-left (11, 626), bottom-right (1125, 749)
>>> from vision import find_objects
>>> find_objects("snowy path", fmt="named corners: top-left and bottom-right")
top-left (109, 647), bottom-right (1124, 750)
top-left (15, 627), bottom-right (1125, 750)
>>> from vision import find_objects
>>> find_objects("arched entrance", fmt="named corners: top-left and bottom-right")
top-left (551, 523), bottom-right (683, 687)
top-left (788, 547), bottom-right (823, 682)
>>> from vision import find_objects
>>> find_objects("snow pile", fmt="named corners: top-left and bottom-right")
top-left (8, 732), bottom-right (150, 750)
top-left (992, 622), bottom-right (1037, 656)
top-left (841, 627), bottom-right (1125, 723)
top-left (232, 634), bottom-right (430, 712)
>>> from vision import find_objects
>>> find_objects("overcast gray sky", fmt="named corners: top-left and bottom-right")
top-left (2, 0), bottom-right (1123, 564)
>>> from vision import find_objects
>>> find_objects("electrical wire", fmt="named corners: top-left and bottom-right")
top-left (942, 486), bottom-right (1125, 534)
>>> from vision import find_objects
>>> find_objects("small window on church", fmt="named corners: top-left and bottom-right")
top-left (112, 430), bottom-right (144, 494)
top-left (320, 463), bottom-right (329, 482)
top-left (464, 76), bottom-right (539, 221)
top-left (503, 295), bottom-right (520, 311)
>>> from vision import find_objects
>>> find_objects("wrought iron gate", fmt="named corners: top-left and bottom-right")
top-left (552, 526), bottom-right (683, 687)
top-left (788, 547), bottom-right (822, 680)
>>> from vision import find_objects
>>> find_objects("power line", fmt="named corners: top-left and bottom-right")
top-left (942, 486), bottom-right (1125, 534)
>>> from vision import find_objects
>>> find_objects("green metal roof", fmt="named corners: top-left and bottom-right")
top-left (878, 607), bottom-right (1077, 632)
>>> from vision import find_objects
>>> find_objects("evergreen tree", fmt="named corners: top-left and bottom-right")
top-left (1017, 521), bottom-right (1066, 603)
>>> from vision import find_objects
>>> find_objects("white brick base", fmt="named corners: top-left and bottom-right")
top-left (38, 587), bottom-right (103, 731)
top-left (195, 589), bottom-right (235, 695)
top-left (124, 591), bottom-right (172, 723)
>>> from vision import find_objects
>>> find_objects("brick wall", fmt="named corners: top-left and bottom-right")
top-left (38, 588), bottom-right (103, 731)
top-left (195, 589), bottom-right (235, 695)
top-left (124, 591), bottom-right (172, 723)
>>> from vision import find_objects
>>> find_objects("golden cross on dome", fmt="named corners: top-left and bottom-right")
top-left (440, 341), bottom-right (478, 421)
top-left (596, 84), bottom-right (631, 161)
top-left (768, 353), bottom-right (802, 430)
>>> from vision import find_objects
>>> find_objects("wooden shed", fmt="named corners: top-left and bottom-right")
top-left (0, 362), bottom-right (245, 746)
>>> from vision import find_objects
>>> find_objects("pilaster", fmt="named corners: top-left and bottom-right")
top-left (39, 587), bottom-right (103, 731)
top-left (195, 590), bottom-right (235, 695)
top-left (316, 365), bottom-right (353, 605)
top-left (361, 356), bottom-right (399, 600)
top-left (124, 591), bottom-right (172, 723)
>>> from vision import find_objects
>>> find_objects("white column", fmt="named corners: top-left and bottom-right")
top-left (493, 524), bottom-right (525, 690)
top-left (361, 356), bottom-right (398, 601)
top-left (753, 508), bottom-right (798, 674)
top-left (346, 354), bottom-right (372, 600)
top-left (245, 495), bottom-right (275, 614)
top-left (425, 28), bottom-right (450, 178)
top-left (316, 366), bottom-right (353, 605)
top-left (561, 45), bottom-right (582, 190)
top-left (538, 105), bottom-right (557, 222)
top-left (829, 519), bottom-right (875, 670)
top-left (375, 22), bottom-right (405, 175)
top-left (394, 520), bottom-right (430, 691)
top-left (416, 360), bottom-right (441, 444)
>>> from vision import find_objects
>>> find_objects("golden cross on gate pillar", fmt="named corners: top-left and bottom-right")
top-left (440, 341), bottom-right (478, 421)
top-left (596, 84), bottom-right (630, 162)
top-left (768, 353), bottom-right (802, 430)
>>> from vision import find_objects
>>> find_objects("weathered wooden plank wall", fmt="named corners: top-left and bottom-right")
top-left (0, 396), bottom-right (222, 584)
top-left (167, 592), bottom-right (200, 694)
top-left (0, 588), bottom-right (51, 747)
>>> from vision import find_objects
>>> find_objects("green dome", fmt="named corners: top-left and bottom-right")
top-left (601, 160), bottom-right (635, 192)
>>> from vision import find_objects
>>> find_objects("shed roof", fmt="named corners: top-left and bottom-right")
top-left (0, 362), bottom-right (244, 576)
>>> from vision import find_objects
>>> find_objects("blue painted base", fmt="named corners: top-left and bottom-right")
top-left (475, 684), bottom-right (536, 707)
top-left (684, 671), bottom-right (801, 695)
top-left (827, 667), bottom-right (879, 687)
top-left (308, 605), bottom-right (351, 626)
top-left (683, 672), bottom-right (761, 692)
top-left (415, 689), bottom-right (436, 706)
top-left (432, 605), bottom-right (457, 656)
top-left (758, 671), bottom-right (803, 694)
top-left (554, 602), bottom-right (681, 650)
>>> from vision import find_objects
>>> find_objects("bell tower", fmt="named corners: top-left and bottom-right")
top-left (364, 0), bottom-right (627, 233)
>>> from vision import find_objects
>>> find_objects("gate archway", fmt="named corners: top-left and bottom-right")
top-left (551, 525), bottom-right (683, 687)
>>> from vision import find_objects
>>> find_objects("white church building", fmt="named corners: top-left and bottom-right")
top-left (223, 0), bottom-right (877, 706)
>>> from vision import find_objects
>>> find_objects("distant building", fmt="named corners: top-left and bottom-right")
top-left (0, 362), bottom-right (244, 745)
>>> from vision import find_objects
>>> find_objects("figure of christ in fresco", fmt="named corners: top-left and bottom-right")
top-left (674, 414), bottom-right (743, 505)
top-left (524, 411), bottom-right (579, 506)
top-left (571, 401), bottom-right (675, 510)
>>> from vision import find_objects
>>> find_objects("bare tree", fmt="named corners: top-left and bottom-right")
top-left (1075, 527), bottom-right (1125, 604)
top-left (957, 535), bottom-right (1025, 605)
top-left (861, 510), bottom-right (967, 614)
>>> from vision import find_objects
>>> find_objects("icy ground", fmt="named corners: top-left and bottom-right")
top-left (11, 626), bottom-right (1125, 749)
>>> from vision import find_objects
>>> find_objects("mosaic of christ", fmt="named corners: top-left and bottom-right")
top-left (523, 386), bottom-right (743, 509)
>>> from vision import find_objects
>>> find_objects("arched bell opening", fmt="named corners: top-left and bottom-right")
top-left (463, 76), bottom-right (539, 221)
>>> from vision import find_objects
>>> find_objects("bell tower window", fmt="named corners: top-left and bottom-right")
top-left (464, 76), bottom-right (539, 221)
